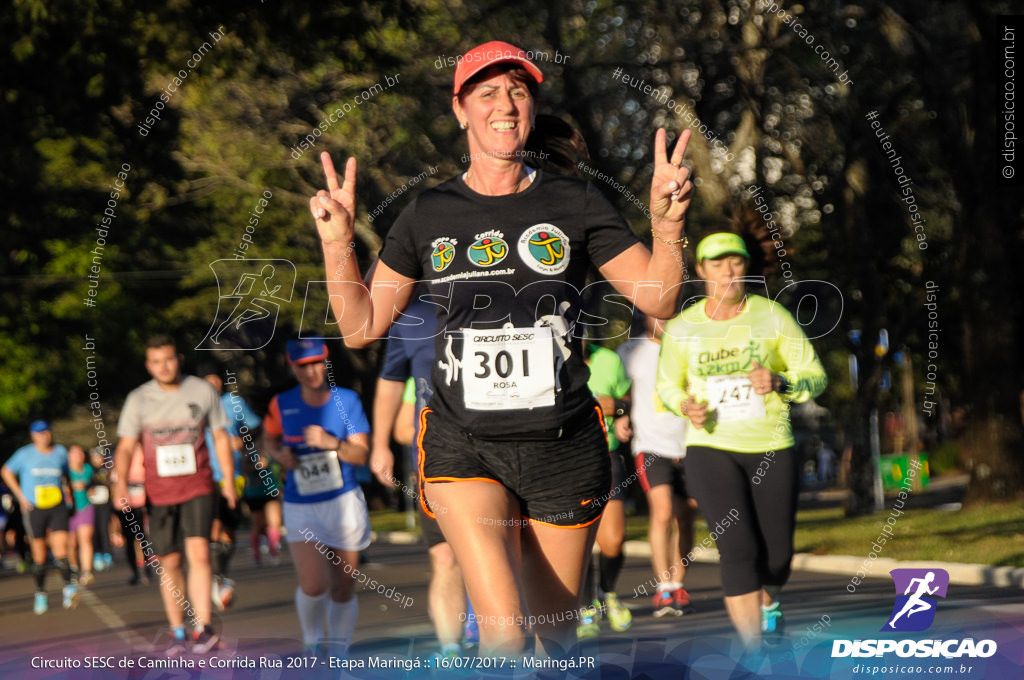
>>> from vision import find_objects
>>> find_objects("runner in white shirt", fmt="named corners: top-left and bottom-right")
top-left (617, 312), bottom-right (695, 617)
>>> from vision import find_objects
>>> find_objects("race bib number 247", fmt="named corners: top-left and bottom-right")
top-left (707, 375), bottom-right (766, 423)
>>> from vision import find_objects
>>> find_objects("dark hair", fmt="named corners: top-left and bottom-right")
top-left (457, 63), bottom-right (540, 101)
top-left (525, 114), bottom-right (591, 176)
top-left (196, 361), bottom-right (222, 379)
top-left (146, 334), bottom-right (177, 351)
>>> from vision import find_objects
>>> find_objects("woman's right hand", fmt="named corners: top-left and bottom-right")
top-left (309, 153), bottom-right (357, 245)
top-left (683, 396), bottom-right (709, 430)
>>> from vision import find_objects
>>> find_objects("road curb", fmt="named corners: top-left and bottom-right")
top-left (373, 533), bottom-right (1024, 589)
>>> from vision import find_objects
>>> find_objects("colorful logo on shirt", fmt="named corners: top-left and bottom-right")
top-left (467, 230), bottom-right (508, 267)
top-left (430, 237), bottom-right (458, 272)
top-left (518, 223), bottom-right (569, 275)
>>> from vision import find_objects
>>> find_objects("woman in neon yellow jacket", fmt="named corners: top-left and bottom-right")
top-left (657, 232), bottom-right (827, 648)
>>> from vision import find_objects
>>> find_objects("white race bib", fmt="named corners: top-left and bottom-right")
top-left (707, 375), bottom-right (767, 423)
top-left (295, 450), bottom-right (344, 496)
top-left (155, 444), bottom-right (197, 477)
top-left (461, 326), bottom-right (556, 411)
top-left (87, 485), bottom-right (110, 505)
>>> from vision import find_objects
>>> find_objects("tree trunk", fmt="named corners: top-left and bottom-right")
top-left (959, 6), bottom-right (1024, 503)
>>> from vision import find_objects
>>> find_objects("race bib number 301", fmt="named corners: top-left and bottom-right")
top-left (155, 444), bottom-right (198, 477)
top-left (707, 375), bottom-right (766, 423)
top-left (462, 326), bottom-right (556, 411)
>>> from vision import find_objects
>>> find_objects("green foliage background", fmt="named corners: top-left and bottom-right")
top-left (2, 0), bottom-right (1020, 507)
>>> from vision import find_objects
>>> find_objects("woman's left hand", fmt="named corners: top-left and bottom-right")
top-left (650, 128), bottom-right (694, 226)
top-left (748, 361), bottom-right (780, 396)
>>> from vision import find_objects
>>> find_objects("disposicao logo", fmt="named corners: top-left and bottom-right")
top-left (883, 568), bottom-right (948, 632)
top-left (832, 568), bottom-right (997, 659)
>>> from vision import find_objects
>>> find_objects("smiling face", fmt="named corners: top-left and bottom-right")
top-left (696, 255), bottom-right (750, 305)
top-left (453, 65), bottom-right (537, 163)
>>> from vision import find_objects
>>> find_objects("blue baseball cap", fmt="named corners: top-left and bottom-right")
top-left (287, 339), bottom-right (328, 365)
top-left (30, 420), bottom-right (51, 433)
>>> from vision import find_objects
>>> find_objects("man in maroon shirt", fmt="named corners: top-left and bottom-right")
top-left (114, 335), bottom-right (236, 655)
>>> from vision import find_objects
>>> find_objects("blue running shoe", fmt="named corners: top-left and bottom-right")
top-left (762, 601), bottom-right (784, 634)
top-left (62, 584), bottom-right (79, 610)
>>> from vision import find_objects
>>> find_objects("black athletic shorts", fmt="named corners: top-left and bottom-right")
top-left (149, 494), bottom-right (216, 556)
top-left (418, 404), bottom-right (611, 527)
top-left (215, 491), bottom-right (241, 532)
top-left (419, 504), bottom-right (447, 547)
top-left (408, 446), bottom-right (447, 548)
top-left (607, 448), bottom-right (629, 501)
top-left (243, 496), bottom-right (276, 513)
top-left (636, 452), bottom-right (689, 498)
top-left (24, 504), bottom-right (70, 540)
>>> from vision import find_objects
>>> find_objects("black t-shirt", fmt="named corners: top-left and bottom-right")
top-left (378, 169), bottom-right (639, 437)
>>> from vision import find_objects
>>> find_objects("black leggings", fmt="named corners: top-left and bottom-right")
top-left (684, 446), bottom-right (798, 597)
top-left (93, 501), bottom-right (112, 555)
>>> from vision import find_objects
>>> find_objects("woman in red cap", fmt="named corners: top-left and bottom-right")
top-left (310, 40), bottom-right (694, 655)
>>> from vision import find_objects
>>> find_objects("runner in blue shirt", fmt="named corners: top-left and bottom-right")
top-left (262, 339), bottom-right (371, 659)
top-left (1, 420), bottom-right (77, 614)
top-left (199, 362), bottom-right (262, 611)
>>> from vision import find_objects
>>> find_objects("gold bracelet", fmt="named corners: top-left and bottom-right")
top-left (652, 229), bottom-right (688, 246)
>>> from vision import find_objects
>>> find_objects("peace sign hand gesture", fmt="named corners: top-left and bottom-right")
top-left (309, 152), bottom-right (357, 245)
top-left (650, 128), bottom-right (694, 226)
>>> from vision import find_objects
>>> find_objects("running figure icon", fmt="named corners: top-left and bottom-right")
top-left (211, 265), bottom-right (282, 344)
top-left (888, 571), bottom-right (939, 628)
top-left (198, 260), bottom-right (296, 351)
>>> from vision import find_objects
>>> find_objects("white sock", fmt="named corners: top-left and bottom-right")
top-left (295, 587), bottom-right (328, 646)
top-left (326, 596), bottom-right (358, 651)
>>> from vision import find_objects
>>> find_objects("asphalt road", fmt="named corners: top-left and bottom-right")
top-left (1, 531), bottom-right (1022, 680)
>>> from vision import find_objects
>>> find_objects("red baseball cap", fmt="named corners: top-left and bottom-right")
top-left (453, 41), bottom-right (544, 95)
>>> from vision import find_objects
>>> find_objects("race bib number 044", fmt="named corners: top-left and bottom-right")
top-left (462, 326), bottom-right (556, 411)
top-left (295, 450), bottom-right (344, 496)
top-left (707, 375), bottom-right (766, 423)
